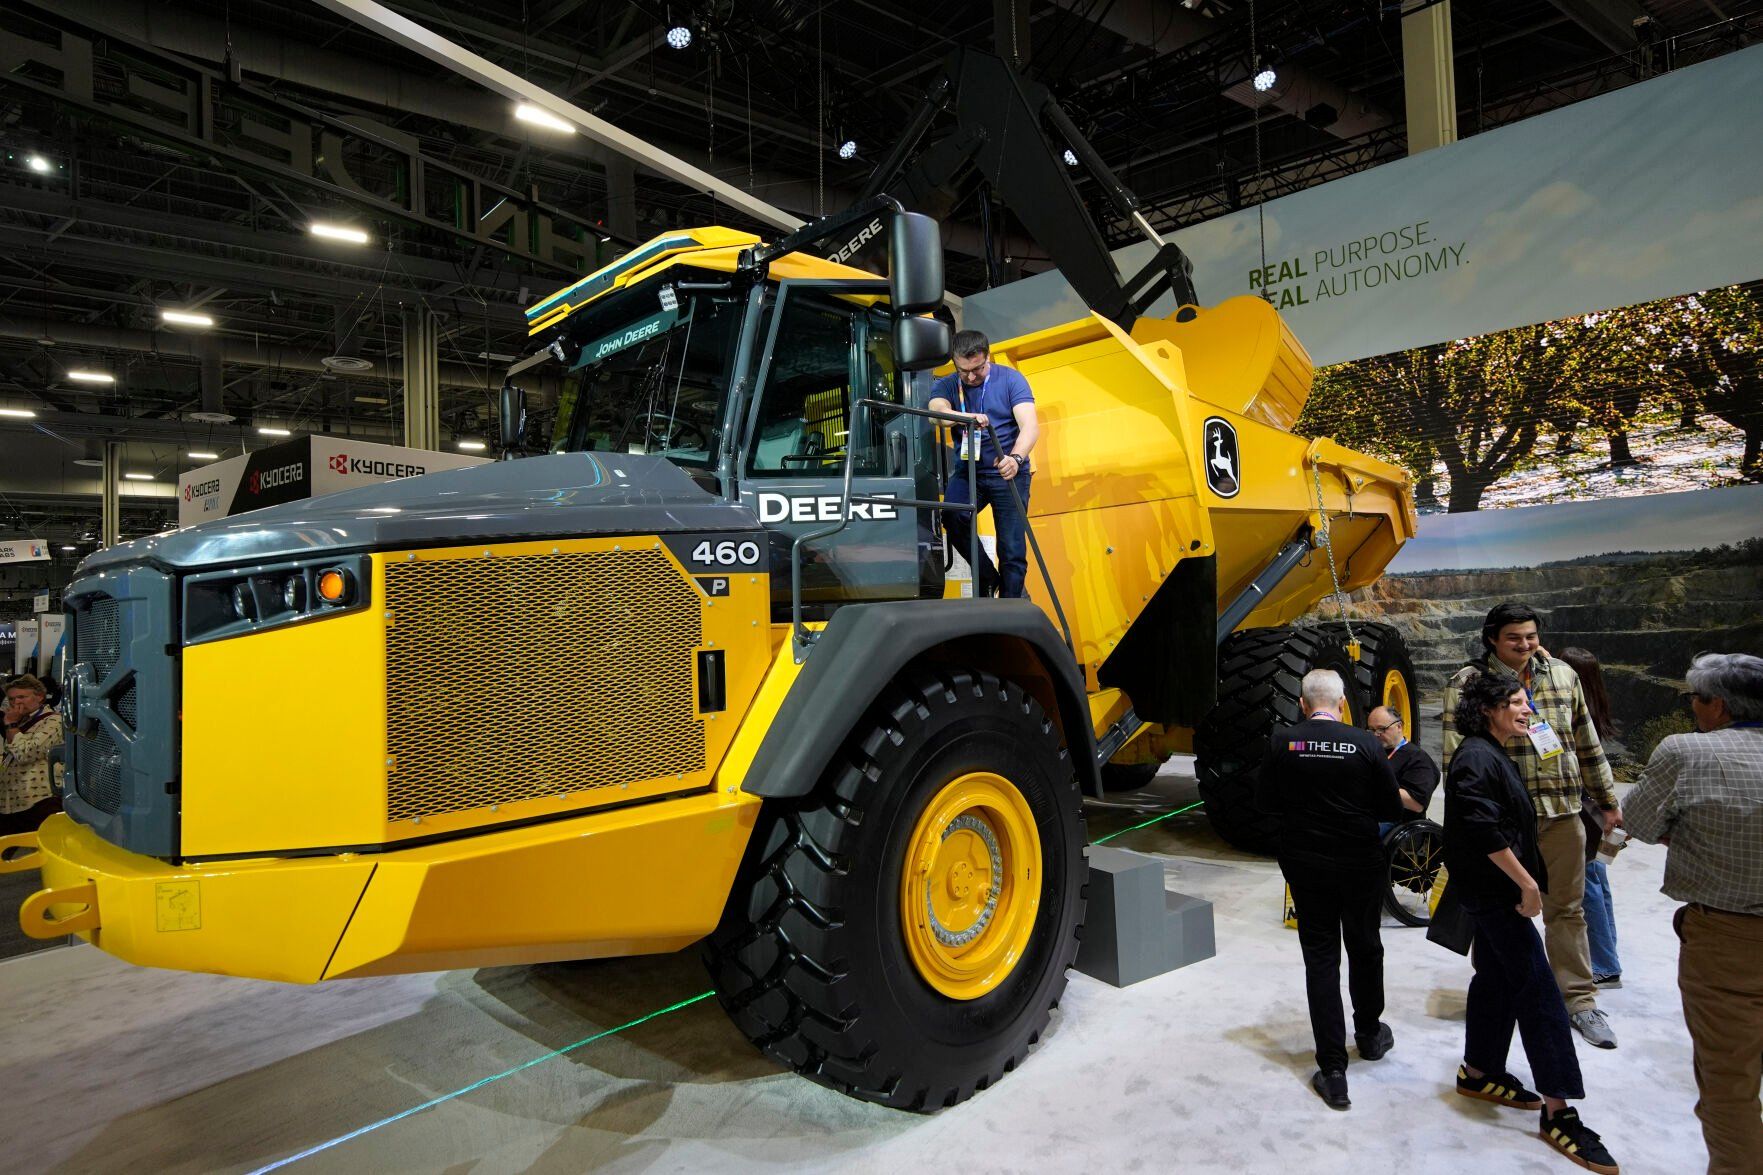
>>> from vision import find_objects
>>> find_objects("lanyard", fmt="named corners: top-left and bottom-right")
top-left (1734, 722), bottom-right (1763, 729)
top-left (1308, 710), bottom-right (1339, 723)
top-left (1387, 737), bottom-right (1408, 759)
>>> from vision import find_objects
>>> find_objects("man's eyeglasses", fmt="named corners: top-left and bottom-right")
top-left (1370, 718), bottom-right (1403, 734)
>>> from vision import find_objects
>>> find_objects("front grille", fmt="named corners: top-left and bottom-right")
top-left (78, 596), bottom-right (122, 677)
top-left (63, 566), bottom-right (179, 857)
top-left (385, 547), bottom-right (706, 822)
top-left (113, 680), bottom-right (138, 732)
top-left (77, 726), bottom-right (125, 814)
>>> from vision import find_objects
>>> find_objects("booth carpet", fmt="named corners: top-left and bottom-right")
top-left (0, 766), bottom-right (1705, 1174)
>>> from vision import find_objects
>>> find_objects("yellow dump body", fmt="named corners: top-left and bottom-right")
top-left (987, 296), bottom-right (1415, 693)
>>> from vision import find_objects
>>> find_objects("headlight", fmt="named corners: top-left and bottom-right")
top-left (182, 555), bottom-right (371, 645)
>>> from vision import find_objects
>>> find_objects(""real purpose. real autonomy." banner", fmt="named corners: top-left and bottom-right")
top-left (962, 43), bottom-right (1763, 368)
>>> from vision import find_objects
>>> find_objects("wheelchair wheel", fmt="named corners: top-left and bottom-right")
top-left (1383, 819), bottom-right (1444, 927)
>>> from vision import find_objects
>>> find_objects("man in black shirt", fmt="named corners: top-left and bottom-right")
top-left (1257, 669), bottom-right (1407, 1110)
top-left (1369, 704), bottom-right (1440, 829)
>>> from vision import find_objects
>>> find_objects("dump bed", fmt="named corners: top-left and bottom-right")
top-left (987, 296), bottom-right (1416, 691)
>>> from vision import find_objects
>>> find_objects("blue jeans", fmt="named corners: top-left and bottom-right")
top-left (1583, 859), bottom-right (1621, 978)
top-left (944, 470), bottom-right (1032, 598)
top-left (1465, 906), bottom-right (1585, 1100)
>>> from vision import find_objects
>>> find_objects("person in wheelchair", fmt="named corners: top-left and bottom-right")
top-left (1370, 705), bottom-right (1447, 929)
top-left (1369, 705), bottom-right (1440, 834)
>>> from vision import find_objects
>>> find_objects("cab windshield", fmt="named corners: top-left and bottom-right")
top-left (550, 275), bottom-right (743, 474)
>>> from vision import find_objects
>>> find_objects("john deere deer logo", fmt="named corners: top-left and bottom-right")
top-left (1203, 417), bottom-right (1241, 498)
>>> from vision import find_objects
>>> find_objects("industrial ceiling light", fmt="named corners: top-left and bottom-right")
top-left (457, 439), bottom-right (487, 451)
top-left (123, 472), bottom-right (154, 481)
top-left (25, 154), bottom-right (51, 174)
top-left (60, 545), bottom-right (77, 552)
top-left (1063, 149), bottom-right (1079, 166)
top-left (666, 26), bottom-right (692, 50)
top-left (160, 309), bottom-right (215, 328)
top-left (309, 222), bottom-right (371, 244)
top-left (188, 450), bottom-right (220, 460)
top-left (257, 426), bottom-right (292, 436)
top-left (514, 104), bottom-right (576, 134)
top-left (67, 370), bottom-right (115, 384)
top-left (838, 140), bottom-right (857, 160)
top-left (1253, 65), bottom-right (1278, 92)
top-left (0, 407), bottom-right (37, 418)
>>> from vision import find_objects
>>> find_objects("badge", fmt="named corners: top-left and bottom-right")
top-left (1527, 719), bottom-right (1565, 760)
top-left (958, 429), bottom-right (980, 462)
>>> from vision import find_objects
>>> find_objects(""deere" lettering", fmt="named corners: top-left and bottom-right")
top-left (756, 492), bottom-right (899, 524)
top-left (831, 217), bottom-right (884, 265)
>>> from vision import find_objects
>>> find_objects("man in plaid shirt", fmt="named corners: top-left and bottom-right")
top-left (1625, 652), bottom-right (1763, 1175)
top-left (1443, 602), bottom-right (1622, 1049)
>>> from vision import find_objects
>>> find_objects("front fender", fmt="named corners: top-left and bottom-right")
top-left (742, 600), bottom-right (1099, 798)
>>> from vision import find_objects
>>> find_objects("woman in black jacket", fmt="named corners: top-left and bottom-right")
top-left (1445, 671), bottom-right (1620, 1175)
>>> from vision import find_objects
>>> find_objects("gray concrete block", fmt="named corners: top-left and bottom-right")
top-left (1075, 845), bottom-right (1215, 987)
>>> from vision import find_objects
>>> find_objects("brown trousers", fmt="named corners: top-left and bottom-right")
top-left (1536, 812), bottom-right (1596, 1014)
top-left (1676, 904), bottom-right (1763, 1175)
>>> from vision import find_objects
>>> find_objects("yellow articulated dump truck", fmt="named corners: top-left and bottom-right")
top-left (2, 199), bottom-right (1415, 1110)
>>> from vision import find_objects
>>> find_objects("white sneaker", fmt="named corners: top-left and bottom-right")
top-left (1571, 1008), bottom-right (1617, 1049)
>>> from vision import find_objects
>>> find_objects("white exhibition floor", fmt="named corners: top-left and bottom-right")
top-left (1, 766), bottom-right (1707, 1174)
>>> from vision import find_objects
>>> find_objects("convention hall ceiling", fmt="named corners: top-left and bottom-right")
top-left (0, 0), bottom-right (1756, 545)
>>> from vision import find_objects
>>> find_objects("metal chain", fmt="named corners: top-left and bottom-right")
top-left (1310, 461), bottom-right (1357, 648)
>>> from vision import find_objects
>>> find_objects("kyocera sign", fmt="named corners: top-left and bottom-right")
top-left (756, 492), bottom-right (899, 524)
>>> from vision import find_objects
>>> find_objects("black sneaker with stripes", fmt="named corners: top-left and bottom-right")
top-left (1455, 1064), bottom-right (1543, 1110)
top-left (1539, 1106), bottom-right (1619, 1174)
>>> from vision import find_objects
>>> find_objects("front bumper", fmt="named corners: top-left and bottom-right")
top-left (7, 789), bottom-right (758, 983)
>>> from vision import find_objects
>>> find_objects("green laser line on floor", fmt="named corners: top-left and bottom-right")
top-left (248, 989), bottom-right (716, 1173)
top-left (249, 794), bottom-right (1203, 1170)
top-left (1092, 799), bottom-right (1205, 845)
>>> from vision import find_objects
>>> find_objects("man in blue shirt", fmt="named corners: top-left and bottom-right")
top-left (926, 330), bottom-right (1040, 598)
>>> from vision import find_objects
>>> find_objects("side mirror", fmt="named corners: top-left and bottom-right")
top-left (498, 382), bottom-right (527, 455)
top-left (887, 211), bottom-right (944, 315)
top-left (893, 315), bottom-right (952, 372)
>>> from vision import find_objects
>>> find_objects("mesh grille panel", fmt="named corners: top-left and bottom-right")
top-left (385, 548), bottom-right (706, 822)
top-left (78, 726), bottom-right (124, 815)
top-left (78, 596), bottom-right (121, 678)
top-left (114, 681), bottom-right (138, 732)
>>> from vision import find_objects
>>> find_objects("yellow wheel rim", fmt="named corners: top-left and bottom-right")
top-left (899, 771), bottom-right (1042, 1001)
top-left (1383, 668), bottom-right (1413, 731)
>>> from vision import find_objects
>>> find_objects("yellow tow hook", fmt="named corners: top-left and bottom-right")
top-left (0, 830), bottom-right (41, 874)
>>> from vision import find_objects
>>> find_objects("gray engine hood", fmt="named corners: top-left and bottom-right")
top-left (84, 452), bottom-right (756, 573)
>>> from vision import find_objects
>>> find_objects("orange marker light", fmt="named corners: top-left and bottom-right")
top-left (316, 568), bottom-right (351, 603)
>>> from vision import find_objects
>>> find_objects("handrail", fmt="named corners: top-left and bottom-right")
top-left (790, 399), bottom-right (982, 657)
top-left (859, 398), bottom-right (1074, 655)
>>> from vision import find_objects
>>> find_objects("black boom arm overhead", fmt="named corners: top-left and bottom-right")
top-left (857, 49), bottom-right (1199, 328)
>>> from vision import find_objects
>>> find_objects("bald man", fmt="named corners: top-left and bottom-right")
top-left (1370, 705), bottom-right (1439, 832)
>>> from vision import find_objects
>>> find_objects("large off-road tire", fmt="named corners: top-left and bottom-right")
top-left (1194, 626), bottom-right (1365, 854)
top-left (702, 668), bottom-right (1087, 1111)
top-left (1310, 620), bottom-right (1418, 733)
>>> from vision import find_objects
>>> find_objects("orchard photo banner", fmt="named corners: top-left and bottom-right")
top-left (962, 43), bottom-right (1763, 368)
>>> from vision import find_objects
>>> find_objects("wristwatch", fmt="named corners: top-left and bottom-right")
top-left (1008, 453), bottom-right (1029, 470)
